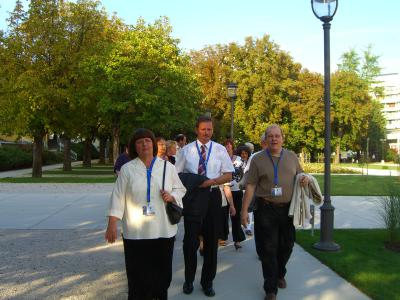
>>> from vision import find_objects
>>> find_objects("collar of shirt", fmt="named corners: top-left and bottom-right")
top-left (196, 139), bottom-right (212, 150)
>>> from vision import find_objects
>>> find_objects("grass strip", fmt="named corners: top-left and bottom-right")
top-left (0, 177), bottom-right (116, 183)
top-left (296, 229), bottom-right (400, 300)
top-left (43, 170), bottom-right (114, 175)
top-left (313, 175), bottom-right (400, 196)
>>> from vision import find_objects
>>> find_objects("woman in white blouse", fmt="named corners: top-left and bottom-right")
top-left (105, 128), bottom-right (186, 300)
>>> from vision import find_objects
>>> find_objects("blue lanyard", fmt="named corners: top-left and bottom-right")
top-left (266, 149), bottom-right (283, 186)
top-left (146, 157), bottom-right (157, 204)
top-left (196, 141), bottom-right (213, 176)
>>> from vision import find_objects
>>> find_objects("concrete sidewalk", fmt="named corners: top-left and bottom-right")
top-left (0, 184), bottom-right (374, 299)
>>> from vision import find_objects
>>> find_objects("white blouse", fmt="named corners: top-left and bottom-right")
top-left (107, 157), bottom-right (186, 240)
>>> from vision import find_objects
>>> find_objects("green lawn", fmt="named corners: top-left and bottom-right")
top-left (2, 169), bottom-right (400, 194)
top-left (344, 163), bottom-right (400, 171)
top-left (0, 177), bottom-right (115, 183)
top-left (296, 229), bottom-right (400, 300)
top-left (313, 174), bottom-right (400, 196)
top-left (0, 164), bottom-right (116, 183)
top-left (43, 169), bottom-right (114, 175)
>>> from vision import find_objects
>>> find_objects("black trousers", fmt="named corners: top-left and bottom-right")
top-left (254, 200), bottom-right (295, 295)
top-left (123, 237), bottom-right (175, 300)
top-left (218, 205), bottom-right (230, 241)
top-left (230, 190), bottom-right (245, 243)
top-left (183, 188), bottom-right (221, 289)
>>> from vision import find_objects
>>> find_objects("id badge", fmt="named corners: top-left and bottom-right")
top-left (143, 205), bottom-right (155, 216)
top-left (271, 186), bottom-right (282, 197)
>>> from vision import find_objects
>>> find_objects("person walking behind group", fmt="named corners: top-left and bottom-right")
top-left (224, 139), bottom-right (246, 250)
top-left (175, 115), bottom-right (234, 297)
top-left (175, 134), bottom-right (187, 154)
top-left (156, 137), bottom-right (168, 161)
top-left (241, 124), bottom-right (309, 300)
top-left (166, 140), bottom-right (178, 165)
top-left (105, 128), bottom-right (186, 300)
top-left (114, 145), bottom-right (131, 176)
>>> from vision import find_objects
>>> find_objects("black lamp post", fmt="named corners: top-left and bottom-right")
top-left (227, 82), bottom-right (238, 139)
top-left (311, 0), bottom-right (340, 251)
top-left (380, 138), bottom-right (386, 162)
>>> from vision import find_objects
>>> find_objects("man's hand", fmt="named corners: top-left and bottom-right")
top-left (241, 210), bottom-right (249, 227)
top-left (300, 175), bottom-right (309, 187)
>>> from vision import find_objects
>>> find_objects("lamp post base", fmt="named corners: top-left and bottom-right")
top-left (313, 241), bottom-right (341, 251)
top-left (313, 203), bottom-right (340, 252)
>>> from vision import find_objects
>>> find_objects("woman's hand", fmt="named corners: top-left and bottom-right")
top-left (105, 216), bottom-right (119, 243)
top-left (229, 204), bottom-right (236, 217)
top-left (160, 190), bottom-right (175, 203)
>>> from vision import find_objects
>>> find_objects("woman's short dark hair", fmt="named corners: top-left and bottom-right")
top-left (236, 145), bottom-right (251, 157)
top-left (223, 138), bottom-right (235, 149)
top-left (128, 128), bottom-right (157, 159)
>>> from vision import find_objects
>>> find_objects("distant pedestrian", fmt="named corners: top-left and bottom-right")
top-left (241, 124), bottom-right (309, 300)
top-left (166, 140), bottom-right (177, 165)
top-left (113, 145), bottom-right (130, 176)
top-left (175, 134), bottom-right (187, 154)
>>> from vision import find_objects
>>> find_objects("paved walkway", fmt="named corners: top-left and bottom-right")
top-left (0, 183), bottom-right (375, 300)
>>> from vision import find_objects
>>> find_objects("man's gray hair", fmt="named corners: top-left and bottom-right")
top-left (244, 142), bottom-right (254, 154)
top-left (265, 124), bottom-right (284, 137)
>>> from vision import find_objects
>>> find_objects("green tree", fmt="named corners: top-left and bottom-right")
top-left (330, 70), bottom-right (384, 163)
top-left (338, 45), bottom-right (383, 97)
top-left (99, 17), bottom-right (200, 161)
top-left (288, 70), bottom-right (324, 160)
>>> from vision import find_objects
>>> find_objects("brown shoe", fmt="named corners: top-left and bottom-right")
top-left (265, 293), bottom-right (276, 300)
top-left (278, 278), bottom-right (287, 289)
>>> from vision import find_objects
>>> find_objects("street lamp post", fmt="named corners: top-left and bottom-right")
top-left (380, 138), bottom-right (386, 163)
top-left (227, 82), bottom-right (238, 139)
top-left (311, 0), bottom-right (340, 251)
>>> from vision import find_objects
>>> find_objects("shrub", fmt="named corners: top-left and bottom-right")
top-left (379, 183), bottom-right (400, 244)
top-left (0, 146), bottom-right (63, 171)
top-left (0, 146), bottom-right (31, 171)
top-left (302, 163), bottom-right (360, 174)
top-left (71, 142), bottom-right (99, 160)
top-left (43, 150), bottom-right (63, 165)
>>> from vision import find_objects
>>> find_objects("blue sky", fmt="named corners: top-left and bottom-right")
top-left (1, 0), bottom-right (399, 74)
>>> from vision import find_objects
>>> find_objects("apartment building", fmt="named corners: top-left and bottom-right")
top-left (378, 73), bottom-right (400, 152)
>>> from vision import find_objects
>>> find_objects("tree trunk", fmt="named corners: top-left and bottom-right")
top-left (32, 134), bottom-right (44, 178)
top-left (83, 138), bottom-right (92, 168)
top-left (62, 136), bottom-right (72, 171)
top-left (108, 137), bottom-right (114, 164)
top-left (335, 142), bottom-right (341, 164)
top-left (98, 137), bottom-right (106, 165)
top-left (112, 125), bottom-right (120, 165)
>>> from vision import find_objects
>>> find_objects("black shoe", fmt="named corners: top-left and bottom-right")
top-left (183, 282), bottom-right (194, 294)
top-left (202, 287), bottom-right (215, 297)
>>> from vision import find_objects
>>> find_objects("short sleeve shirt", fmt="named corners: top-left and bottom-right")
top-left (246, 149), bottom-right (303, 203)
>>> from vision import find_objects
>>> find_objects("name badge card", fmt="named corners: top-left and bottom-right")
top-left (271, 186), bottom-right (283, 197)
top-left (143, 204), bottom-right (155, 216)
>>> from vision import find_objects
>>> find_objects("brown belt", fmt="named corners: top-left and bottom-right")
top-left (257, 197), bottom-right (289, 207)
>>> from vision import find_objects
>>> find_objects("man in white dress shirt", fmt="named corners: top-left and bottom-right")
top-left (175, 115), bottom-right (234, 297)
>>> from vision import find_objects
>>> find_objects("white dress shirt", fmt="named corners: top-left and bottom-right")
top-left (107, 157), bottom-right (186, 240)
top-left (175, 140), bottom-right (234, 179)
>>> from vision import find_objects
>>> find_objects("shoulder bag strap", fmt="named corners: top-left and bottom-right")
top-left (162, 160), bottom-right (167, 190)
